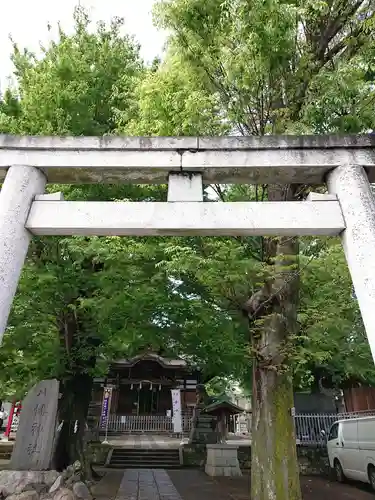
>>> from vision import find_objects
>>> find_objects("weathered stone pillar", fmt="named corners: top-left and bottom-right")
top-left (0, 165), bottom-right (46, 341)
top-left (327, 164), bottom-right (375, 361)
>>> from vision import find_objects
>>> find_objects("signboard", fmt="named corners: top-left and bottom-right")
top-left (100, 387), bottom-right (113, 430)
top-left (171, 389), bottom-right (182, 433)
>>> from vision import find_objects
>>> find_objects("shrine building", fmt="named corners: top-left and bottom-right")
top-left (90, 352), bottom-right (202, 433)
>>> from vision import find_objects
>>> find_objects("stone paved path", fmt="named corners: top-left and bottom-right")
top-left (91, 471), bottom-right (124, 500)
top-left (115, 469), bottom-right (182, 500)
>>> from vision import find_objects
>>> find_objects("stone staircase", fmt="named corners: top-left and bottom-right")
top-left (108, 448), bottom-right (181, 469)
top-left (0, 443), bottom-right (13, 461)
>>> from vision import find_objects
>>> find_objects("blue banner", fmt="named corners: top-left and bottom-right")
top-left (100, 387), bottom-right (112, 429)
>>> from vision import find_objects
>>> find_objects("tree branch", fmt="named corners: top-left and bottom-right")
top-left (245, 255), bottom-right (315, 322)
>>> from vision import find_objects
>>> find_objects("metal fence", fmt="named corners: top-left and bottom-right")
top-left (106, 414), bottom-right (193, 434)
top-left (103, 409), bottom-right (375, 443)
top-left (294, 410), bottom-right (375, 446)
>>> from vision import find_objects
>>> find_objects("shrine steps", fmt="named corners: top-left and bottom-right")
top-left (99, 431), bottom-right (173, 436)
top-left (0, 443), bottom-right (12, 460)
top-left (108, 448), bottom-right (181, 469)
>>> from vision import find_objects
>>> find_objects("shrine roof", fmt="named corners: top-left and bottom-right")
top-left (204, 399), bottom-right (246, 415)
top-left (112, 353), bottom-right (189, 370)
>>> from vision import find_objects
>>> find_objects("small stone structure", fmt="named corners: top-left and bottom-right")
top-left (205, 444), bottom-right (242, 477)
top-left (204, 399), bottom-right (244, 443)
top-left (188, 385), bottom-right (218, 445)
top-left (0, 470), bottom-right (59, 497)
top-left (0, 461), bottom-right (92, 500)
top-left (10, 379), bottom-right (59, 471)
top-left (189, 410), bottom-right (218, 445)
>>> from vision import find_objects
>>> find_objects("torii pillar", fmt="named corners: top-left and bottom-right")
top-left (327, 164), bottom-right (375, 361)
top-left (0, 166), bottom-right (46, 340)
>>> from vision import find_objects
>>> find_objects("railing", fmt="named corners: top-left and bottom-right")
top-left (294, 410), bottom-right (375, 446)
top-left (182, 414), bottom-right (193, 432)
top-left (105, 414), bottom-right (193, 434)
top-left (102, 409), bottom-right (375, 443)
top-left (235, 410), bottom-right (375, 445)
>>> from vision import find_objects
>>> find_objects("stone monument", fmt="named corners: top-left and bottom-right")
top-left (10, 379), bottom-right (59, 470)
top-left (188, 384), bottom-right (218, 445)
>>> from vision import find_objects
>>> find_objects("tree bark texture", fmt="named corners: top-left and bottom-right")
top-left (53, 372), bottom-right (93, 477)
top-left (53, 311), bottom-right (100, 478)
top-left (250, 185), bottom-right (302, 500)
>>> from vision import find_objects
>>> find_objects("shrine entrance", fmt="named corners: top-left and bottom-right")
top-left (117, 384), bottom-right (169, 416)
top-left (1, 134), bottom-right (375, 365)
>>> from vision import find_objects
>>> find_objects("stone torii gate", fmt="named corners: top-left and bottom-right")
top-left (1, 134), bottom-right (375, 362)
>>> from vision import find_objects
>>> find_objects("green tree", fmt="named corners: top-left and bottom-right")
top-left (0, 7), bottom-right (149, 474)
top-left (7, 8), bottom-right (143, 136)
top-left (0, 7), bottom-right (246, 473)
top-left (1, 2), bottom-right (374, 493)
top-left (295, 242), bottom-right (374, 390)
top-left (123, 53), bottom-right (227, 136)
top-left (127, 1), bottom-right (375, 497)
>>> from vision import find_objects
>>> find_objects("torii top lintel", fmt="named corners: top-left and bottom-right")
top-left (1, 133), bottom-right (375, 185)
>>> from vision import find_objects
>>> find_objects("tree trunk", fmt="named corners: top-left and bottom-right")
top-left (251, 367), bottom-right (300, 499)
top-left (250, 185), bottom-right (302, 500)
top-left (53, 372), bottom-right (93, 478)
top-left (54, 310), bottom-right (101, 479)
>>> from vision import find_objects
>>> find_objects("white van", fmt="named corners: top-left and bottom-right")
top-left (327, 416), bottom-right (375, 489)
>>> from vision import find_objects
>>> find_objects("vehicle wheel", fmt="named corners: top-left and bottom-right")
top-left (368, 465), bottom-right (375, 491)
top-left (334, 459), bottom-right (345, 483)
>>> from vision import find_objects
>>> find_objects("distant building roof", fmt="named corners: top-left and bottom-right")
top-left (204, 399), bottom-right (245, 415)
top-left (112, 353), bottom-right (189, 370)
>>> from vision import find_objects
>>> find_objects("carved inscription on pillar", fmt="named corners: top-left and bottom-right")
top-left (10, 379), bottom-right (59, 470)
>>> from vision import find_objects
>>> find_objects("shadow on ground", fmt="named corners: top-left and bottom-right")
top-left (168, 470), bottom-right (375, 500)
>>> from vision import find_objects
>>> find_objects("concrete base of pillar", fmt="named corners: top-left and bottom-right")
top-left (205, 444), bottom-right (242, 477)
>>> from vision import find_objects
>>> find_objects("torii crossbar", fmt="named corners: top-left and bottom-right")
top-left (1, 134), bottom-right (375, 361)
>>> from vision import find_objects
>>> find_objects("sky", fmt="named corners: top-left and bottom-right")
top-left (0, 0), bottom-right (167, 90)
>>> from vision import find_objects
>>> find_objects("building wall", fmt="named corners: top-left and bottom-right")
top-left (182, 389), bottom-right (196, 407)
top-left (344, 386), bottom-right (375, 412)
top-left (229, 390), bottom-right (345, 415)
top-left (294, 393), bottom-right (337, 414)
